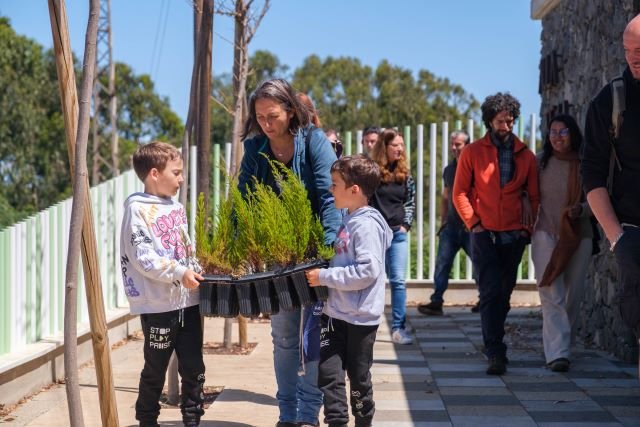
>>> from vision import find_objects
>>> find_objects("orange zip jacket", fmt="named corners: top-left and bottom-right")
top-left (452, 132), bottom-right (540, 233)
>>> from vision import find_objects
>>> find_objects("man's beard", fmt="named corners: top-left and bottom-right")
top-left (492, 129), bottom-right (511, 143)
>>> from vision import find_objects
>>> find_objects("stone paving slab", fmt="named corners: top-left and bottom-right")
top-left (3, 306), bottom-right (639, 426)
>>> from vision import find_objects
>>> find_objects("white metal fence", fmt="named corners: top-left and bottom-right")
top-left (0, 117), bottom-right (539, 357)
top-left (0, 170), bottom-right (143, 356)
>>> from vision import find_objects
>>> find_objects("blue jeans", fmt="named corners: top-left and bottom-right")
top-left (471, 230), bottom-right (527, 358)
top-left (432, 223), bottom-right (473, 303)
top-left (386, 229), bottom-right (408, 331)
top-left (271, 307), bottom-right (322, 424)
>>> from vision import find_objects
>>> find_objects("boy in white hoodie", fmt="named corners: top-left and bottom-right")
top-left (120, 141), bottom-right (205, 427)
top-left (306, 155), bottom-right (392, 427)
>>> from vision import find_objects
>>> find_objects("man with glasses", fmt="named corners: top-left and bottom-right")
top-left (452, 92), bottom-right (539, 375)
top-left (582, 15), bottom-right (640, 377)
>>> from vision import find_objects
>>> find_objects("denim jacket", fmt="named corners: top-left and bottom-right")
top-left (238, 125), bottom-right (341, 245)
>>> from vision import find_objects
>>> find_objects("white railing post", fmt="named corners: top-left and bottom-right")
top-left (429, 123), bottom-right (437, 280)
top-left (528, 114), bottom-right (537, 281)
top-left (190, 145), bottom-right (197, 249)
top-left (225, 142), bottom-right (232, 199)
top-left (416, 124), bottom-right (424, 280)
top-left (356, 129), bottom-right (363, 154)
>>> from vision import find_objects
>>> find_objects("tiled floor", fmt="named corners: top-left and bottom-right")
top-left (372, 307), bottom-right (640, 427)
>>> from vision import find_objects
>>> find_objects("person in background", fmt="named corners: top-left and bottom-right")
top-left (306, 155), bottom-right (392, 427)
top-left (418, 130), bottom-right (480, 316)
top-left (325, 129), bottom-right (343, 158)
top-left (581, 15), bottom-right (640, 380)
top-left (370, 128), bottom-right (416, 345)
top-left (362, 126), bottom-right (381, 158)
top-left (239, 79), bottom-right (341, 427)
top-left (297, 92), bottom-right (322, 128)
top-left (532, 114), bottom-right (594, 373)
top-left (120, 141), bottom-right (205, 427)
top-left (452, 92), bottom-right (539, 375)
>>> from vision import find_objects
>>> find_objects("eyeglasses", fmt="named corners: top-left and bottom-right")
top-left (549, 128), bottom-right (570, 138)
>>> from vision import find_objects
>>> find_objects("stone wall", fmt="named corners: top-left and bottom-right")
top-left (538, 0), bottom-right (639, 362)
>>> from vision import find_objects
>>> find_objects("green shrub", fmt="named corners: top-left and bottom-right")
top-left (196, 157), bottom-right (335, 275)
top-left (195, 192), bottom-right (235, 274)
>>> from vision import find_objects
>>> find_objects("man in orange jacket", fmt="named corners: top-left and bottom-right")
top-left (452, 92), bottom-right (540, 375)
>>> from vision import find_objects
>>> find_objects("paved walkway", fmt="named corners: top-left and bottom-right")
top-left (2, 307), bottom-right (639, 426)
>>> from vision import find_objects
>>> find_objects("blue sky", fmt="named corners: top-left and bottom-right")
top-left (2, 1), bottom-right (542, 126)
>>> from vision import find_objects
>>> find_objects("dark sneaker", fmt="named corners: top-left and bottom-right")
top-left (548, 358), bottom-right (570, 372)
top-left (139, 421), bottom-right (160, 427)
top-left (276, 423), bottom-right (297, 427)
top-left (486, 355), bottom-right (507, 375)
top-left (297, 423), bottom-right (319, 427)
top-left (417, 301), bottom-right (443, 316)
top-left (471, 301), bottom-right (480, 313)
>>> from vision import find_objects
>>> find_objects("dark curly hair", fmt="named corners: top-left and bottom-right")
top-left (539, 114), bottom-right (583, 170)
top-left (481, 92), bottom-right (521, 130)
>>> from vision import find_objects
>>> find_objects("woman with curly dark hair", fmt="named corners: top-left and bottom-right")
top-left (369, 128), bottom-right (416, 345)
top-left (532, 114), bottom-right (594, 373)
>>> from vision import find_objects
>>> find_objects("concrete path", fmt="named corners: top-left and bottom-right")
top-left (2, 307), bottom-right (639, 426)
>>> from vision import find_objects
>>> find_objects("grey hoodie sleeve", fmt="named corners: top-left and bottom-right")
top-left (318, 220), bottom-right (385, 291)
top-left (122, 205), bottom-right (188, 284)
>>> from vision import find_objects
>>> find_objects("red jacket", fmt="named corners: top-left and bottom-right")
top-left (452, 132), bottom-right (539, 233)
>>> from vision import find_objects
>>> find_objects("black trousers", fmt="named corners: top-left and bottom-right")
top-left (135, 305), bottom-right (205, 424)
top-left (614, 226), bottom-right (640, 336)
top-left (471, 231), bottom-right (527, 358)
top-left (318, 315), bottom-right (378, 427)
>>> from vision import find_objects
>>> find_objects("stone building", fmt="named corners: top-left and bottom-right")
top-left (532, 0), bottom-right (640, 361)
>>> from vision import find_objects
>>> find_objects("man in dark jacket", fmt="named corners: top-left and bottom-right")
top-left (418, 130), bottom-right (479, 315)
top-left (581, 15), bottom-right (640, 371)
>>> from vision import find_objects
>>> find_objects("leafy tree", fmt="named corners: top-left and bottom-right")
top-left (0, 17), bottom-right (71, 226)
top-left (0, 16), bottom-right (186, 227)
top-left (93, 62), bottom-right (184, 181)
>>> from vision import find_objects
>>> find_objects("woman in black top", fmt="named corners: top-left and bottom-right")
top-left (370, 128), bottom-right (416, 344)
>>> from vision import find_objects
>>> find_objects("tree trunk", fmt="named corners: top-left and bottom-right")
top-left (48, 1), bottom-right (119, 425)
top-left (60, 0), bottom-right (99, 425)
top-left (196, 0), bottom-right (213, 208)
top-left (228, 0), bottom-right (247, 178)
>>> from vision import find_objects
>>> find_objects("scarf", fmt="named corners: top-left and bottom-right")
top-left (539, 150), bottom-right (582, 287)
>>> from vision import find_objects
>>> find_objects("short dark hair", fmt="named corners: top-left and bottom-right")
top-left (481, 92), bottom-right (521, 130)
top-left (132, 141), bottom-right (181, 181)
top-left (363, 126), bottom-right (381, 137)
top-left (330, 155), bottom-right (380, 199)
top-left (243, 78), bottom-right (311, 139)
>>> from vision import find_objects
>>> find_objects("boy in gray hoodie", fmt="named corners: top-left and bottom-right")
top-left (306, 155), bottom-right (392, 427)
top-left (120, 141), bottom-right (205, 427)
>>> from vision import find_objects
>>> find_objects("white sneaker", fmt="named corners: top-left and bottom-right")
top-left (392, 328), bottom-right (413, 345)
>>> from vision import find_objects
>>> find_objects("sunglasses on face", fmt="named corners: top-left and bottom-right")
top-left (549, 128), bottom-right (570, 137)
top-left (331, 140), bottom-right (343, 157)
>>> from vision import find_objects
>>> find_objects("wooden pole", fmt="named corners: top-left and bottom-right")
top-left (48, 1), bottom-right (119, 425)
top-left (196, 0), bottom-right (213, 206)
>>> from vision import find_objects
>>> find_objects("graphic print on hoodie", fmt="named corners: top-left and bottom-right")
top-left (120, 192), bottom-right (202, 315)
